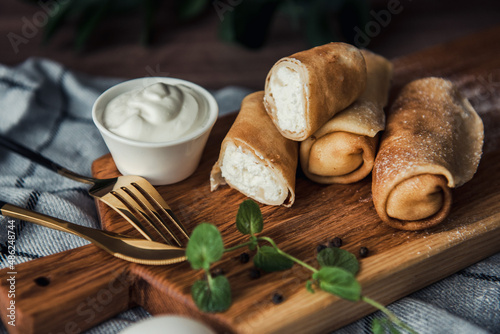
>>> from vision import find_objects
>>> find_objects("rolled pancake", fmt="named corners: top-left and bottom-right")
top-left (264, 42), bottom-right (367, 141)
top-left (300, 50), bottom-right (393, 184)
top-left (372, 77), bottom-right (484, 230)
top-left (210, 91), bottom-right (298, 207)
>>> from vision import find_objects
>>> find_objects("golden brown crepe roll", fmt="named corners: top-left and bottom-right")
top-left (264, 42), bottom-right (367, 141)
top-left (300, 50), bottom-right (393, 184)
top-left (211, 91), bottom-right (298, 207)
top-left (372, 77), bottom-right (484, 230)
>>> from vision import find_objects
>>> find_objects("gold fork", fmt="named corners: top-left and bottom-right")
top-left (0, 201), bottom-right (186, 265)
top-left (0, 135), bottom-right (189, 247)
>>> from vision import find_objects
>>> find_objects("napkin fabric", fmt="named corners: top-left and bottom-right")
top-left (0, 59), bottom-right (498, 334)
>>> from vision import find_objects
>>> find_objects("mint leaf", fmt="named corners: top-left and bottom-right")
top-left (313, 267), bottom-right (361, 301)
top-left (191, 275), bottom-right (231, 313)
top-left (306, 280), bottom-right (315, 294)
top-left (317, 247), bottom-right (359, 275)
top-left (372, 318), bottom-right (384, 334)
top-left (254, 245), bottom-right (294, 272)
top-left (186, 223), bottom-right (224, 271)
top-left (236, 199), bottom-right (263, 235)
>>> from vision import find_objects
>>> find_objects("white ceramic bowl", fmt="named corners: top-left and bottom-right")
top-left (92, 77), bottom-right (218, 185)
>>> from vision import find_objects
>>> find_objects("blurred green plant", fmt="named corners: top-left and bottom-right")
top-left (219, 0), bottom-right (370, 48)
top-left (25, 0), bottom-right (369, 50)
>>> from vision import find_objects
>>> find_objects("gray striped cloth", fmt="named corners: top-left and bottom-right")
top-left (0, 59), bottom-right (498, 334)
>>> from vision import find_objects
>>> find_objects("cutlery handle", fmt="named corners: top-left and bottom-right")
top-left (0, 201), bottom-right (98, 239)
top-left (0, 134), bottom-right (65, 173)
top-left (0, 201), bottom-right (135, 243)
top-left (0, 134), bottom-right (95, 184)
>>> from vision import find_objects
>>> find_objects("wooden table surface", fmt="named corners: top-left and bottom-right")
top-left (0, 0), bottom-right (499, 90)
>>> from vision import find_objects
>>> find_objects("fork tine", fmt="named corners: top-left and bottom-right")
top-left (117, 187), bottom-right (182, 246)
top-left (106, 191), bottom-right (158, 242)
top-left (111, 189), bottom-right (175, 246)
top-left (112, 187), bottom-right (185, 247)
top-left (132, 181), bottom-right (190, 240)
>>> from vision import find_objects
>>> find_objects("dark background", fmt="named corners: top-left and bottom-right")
top-left (1, 0), bottom-right (499, 89)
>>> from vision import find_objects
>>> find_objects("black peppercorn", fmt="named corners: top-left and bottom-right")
top-left (272, 293), bottom-right (284, 304)
top-left (359, 247), bottom-right (369, 258)
top-left (316, 244), bottom-right (327, 253)
top-left (328, 237), bottom-right (343, 248)
top-left (249, 267), bottom-right (261, 279)
top-left (239, 252), bottom-right (250, 264)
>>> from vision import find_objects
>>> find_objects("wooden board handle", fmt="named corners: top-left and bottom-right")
top-left (0, 245), bottom-right (133, 334)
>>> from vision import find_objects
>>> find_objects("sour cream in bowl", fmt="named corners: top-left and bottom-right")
top-left (92, 77), bottom-right (218, 185)
top-left (103, 82), bottom-right (204, 143)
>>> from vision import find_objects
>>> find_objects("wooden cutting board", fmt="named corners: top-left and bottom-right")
top-left (1, 26), bottom-right (500, 334)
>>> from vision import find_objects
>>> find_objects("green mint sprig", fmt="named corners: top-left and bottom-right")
top-left (185, 223), bottom-right (230, 312)
top-left (185, 200), bottom-right (417, 334)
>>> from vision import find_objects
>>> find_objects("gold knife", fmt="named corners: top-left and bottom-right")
top-left (0, 200), bottom-right (186, 265)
